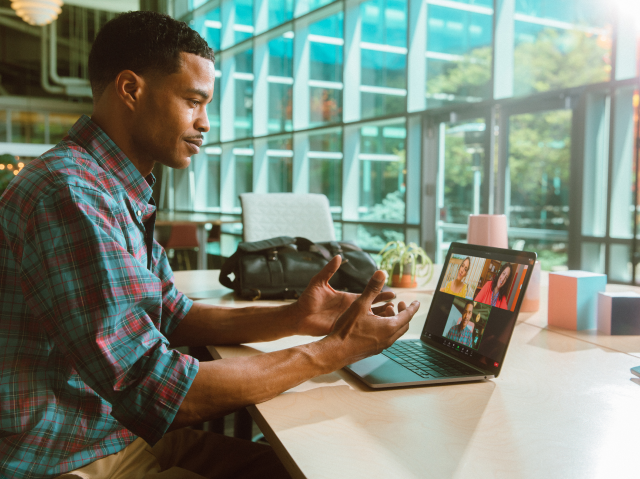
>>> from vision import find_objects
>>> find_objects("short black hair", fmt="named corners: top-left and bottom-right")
top-left (464, 300), bottom-right (474, 310)
top-left (88, 11), bottom-right (215, 99)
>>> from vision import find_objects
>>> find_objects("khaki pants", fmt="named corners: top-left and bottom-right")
top-left (57, 428), bottom-right (291, 479)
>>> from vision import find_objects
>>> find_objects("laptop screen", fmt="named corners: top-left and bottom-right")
top-left (420, 242), bottom-right (537, 377)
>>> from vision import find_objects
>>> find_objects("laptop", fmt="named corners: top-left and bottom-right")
top-left (345, 242), bottom-right (537, 388)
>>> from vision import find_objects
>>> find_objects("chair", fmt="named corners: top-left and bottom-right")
top-left (240, 193), bottom-right (336, 242)
top-left (163, 224), bottom-right (199, 270)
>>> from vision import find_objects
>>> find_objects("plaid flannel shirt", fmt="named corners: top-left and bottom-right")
top-left (0, 115), bottom-right (198, 478)
top-left (445, 323), bottom-right (473, 348)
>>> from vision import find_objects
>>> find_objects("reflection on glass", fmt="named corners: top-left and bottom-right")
top-left (309, 13), bottom-right (343, 127)
top-left (441, 118), bottom-right (485, 224)
top-left (309, 129), bottom-right (343, 208)
top-left (205, 153), bottom-right (221, 208)
top-left (295, 0), bottom-right (335, 18)
top-left (581, 242), bottom-right (605, 274)
top-left (11, 112), bottom-right (46, 144)
top-left (206, 65), bottom-right (221, 144)
top-left (509, 109), bottom-right (571, 270)
top-left (357, 224), bottom-right (404, 251)
top-left (610, 243), bottom-right (632, 283)
top-left (234, 152), bottom-right (253, 208)
top-left (269, 0), bottom-right (293, 30)
top-left (267, 136), bottom-right (293, 192)
top-left (513, 0), bottom-right (612, 97)
top-left (191, 7), bottom-right (221, 51)
top-left (360, 0), bottom-right (407, 119)
top-left (426, 2), bottom-right (493, 108)
top-left (235, 49), bottom-right (253, 139)
top-left (235, 0), bottom-right (254, 44)
top-left (268, 34), bottom-right (293, 134)
top-left (49, 113), bottom-right (80, 144)
top-left (359, 121), bottom-right (406, 222)
top-left (0, 110), bottom-right (6, 142)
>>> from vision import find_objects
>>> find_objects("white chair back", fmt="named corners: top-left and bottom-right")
top-left (240, 193), bottom-right (336, 242)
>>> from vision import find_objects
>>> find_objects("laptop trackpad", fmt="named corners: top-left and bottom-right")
top-left (347, 354), bottom-right (421, 386)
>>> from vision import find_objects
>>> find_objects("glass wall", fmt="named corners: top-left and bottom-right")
top-left (175, 0), bottom-right (640, 282)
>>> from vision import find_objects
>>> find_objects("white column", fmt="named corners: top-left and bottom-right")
top-left (493, 0), bottom-right (514, 99)
top-left (253, 37), bottom-right (270, 137)
top-left (220, 51), bottom-right (236, 142)
top-left (343, 0), bottom-right (362, 123)
top-left (220, 0), bottom-right (235, 50)
top-left (253, 0), bottom-right (269, 35)
top-left (293, 131), bottom-right (310, 193)
top-left (342, 124), bottom-right (361, 220)
top-left (406, 115), bottom-right (421, 224)
top-left (253, 137), bottom-right (269, 193)
top-left (407, 0), bottom-right (427, 113)
top-left (610, 89), bottom-right (634, 238)
top-left (293, 19), bottom-right (310, 131)
top-left (220, 144), bottom-right (236, 213)
top-left (615, 2), bottom-right (638, 80)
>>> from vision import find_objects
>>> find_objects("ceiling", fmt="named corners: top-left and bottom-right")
top-left (63, 1), bottom-right (140, 13)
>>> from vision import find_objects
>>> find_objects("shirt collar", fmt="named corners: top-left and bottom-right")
top-left (68, 115), bottom-right (155, 210)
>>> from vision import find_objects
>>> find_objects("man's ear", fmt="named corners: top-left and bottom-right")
top-left (114, 70), bottom-right (146, 112)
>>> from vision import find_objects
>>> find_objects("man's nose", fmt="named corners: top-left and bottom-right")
top-left (195, 108), bottom-right (210, 133)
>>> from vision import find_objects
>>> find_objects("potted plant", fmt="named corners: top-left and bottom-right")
top-left (378, 241), bottom-right (433, 288)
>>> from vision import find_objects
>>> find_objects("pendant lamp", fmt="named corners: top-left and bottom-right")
top-left (10, 0), bottom-right (64, 26)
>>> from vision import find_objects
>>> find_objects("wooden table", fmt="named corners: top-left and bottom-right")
top-left (173, 269), bottom-right (640, 478)
top-left (155, 212), bottom-right (240, 269)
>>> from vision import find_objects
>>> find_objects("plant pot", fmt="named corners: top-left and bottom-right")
top-left (391, 263), bottom-right (417, 288)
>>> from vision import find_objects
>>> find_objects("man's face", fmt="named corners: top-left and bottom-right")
top-left (462, 304), bottom-right (473, 327)
top-left (132, 52), bottom-right (215, 170)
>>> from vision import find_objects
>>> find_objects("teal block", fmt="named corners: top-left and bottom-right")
top-left (575, 274), bottom-right (608, 330)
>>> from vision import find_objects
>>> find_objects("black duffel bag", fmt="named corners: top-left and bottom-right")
top-left (219, 236), bottom-right (379, 300)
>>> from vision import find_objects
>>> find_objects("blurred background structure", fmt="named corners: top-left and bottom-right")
top-left (1, 0), bottom-right (639, 282)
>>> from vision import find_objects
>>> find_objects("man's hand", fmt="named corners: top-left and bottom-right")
top-left (290, 256), bottom-right (396, 336)
top-left (326, 269), bottom-right (420, 366)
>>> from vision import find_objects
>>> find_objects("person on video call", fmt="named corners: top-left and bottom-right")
top-left (445, 301), bottom-right (474, 347)
top-left (441, 256), bottom-right (471, 298)
top-left (0, 11), bottom-right (421, 479)
top-left (474, 262), bottom-right (513, 309)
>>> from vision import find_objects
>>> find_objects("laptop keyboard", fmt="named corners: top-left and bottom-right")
top-left (382, 340), bottom-right (480, 379)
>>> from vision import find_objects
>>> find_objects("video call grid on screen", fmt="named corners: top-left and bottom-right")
top-left (422, 244), bottom-right (536, 373)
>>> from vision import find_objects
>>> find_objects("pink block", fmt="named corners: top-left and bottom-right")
top-left (548, 271), bottom-right (607, 330)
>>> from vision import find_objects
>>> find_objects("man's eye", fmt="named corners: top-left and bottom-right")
top-left (190, 100), bottom-right (200, 107)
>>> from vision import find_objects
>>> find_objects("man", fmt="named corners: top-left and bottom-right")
top-left (445, 301), bottom-right (474, 348)
top-left (0, 11), bottom-right (420, 479)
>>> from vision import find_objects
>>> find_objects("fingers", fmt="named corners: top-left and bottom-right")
top-left (372, 291), bottom-right (395, 304)
top-left (394, 301), bottom-right (420, 326)
top-left (357, 270), bottom-right (387, 309)
top-left (388, 322), bottom-right (411, 345)
top-left (372, 302), bottom-right (395, 317)
top-left (397, 301), bottom-right (407, 312)
top-left (311, 255), bottom-right (342, 285)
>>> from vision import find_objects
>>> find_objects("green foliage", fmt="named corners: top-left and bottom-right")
top-left (377, 241), bottom-right (434, 286)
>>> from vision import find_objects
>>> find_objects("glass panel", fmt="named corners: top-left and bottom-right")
top-left (267, 136), bottom-right (293, 192)
top-left (439, 118), bottom-right (486, 224)
top-left (426, 1), bottom-right (493, 108)
top-left (609, 88), bottom-right (636, 239)
top-left (235, 0), bottom-right (254, 44)
top-left (49, 112), bottom-right (80, 144)
top-left (357, 224), bottom-right (405, 251)
top-left (360, 0), bottom-right (407, 119)
top-left (309, 129), bottom-right (343, 208)
top-left (508, 108), bottom-right (572, 270)
top-left (610, 243), bottom-right (632, 283)
top-left (235, 48), bottom-right (253, 139)
top-left (204, 149), bottom-right (221, 208)
top-left (11, 112), bottom-right (46, 144)
top-left (581, 242), bottom-right (605, 274)
top-left (295, 0), bottom-right (336, 18)
top-left (0, 110), bottom-right (7, 142)
top-left (206, 64), bottom-right (221, 144)
top-left (234, 150), bottom-right (253, 208)
top-left (191, 7), bottom-right (221, 51)
top-left (268, 34), bottom-right (293, 134)
top-left (359, 120), bottom-right (406, 222)
top-left (269, 0), bottom-right (293, 30)
top-left (513, 0), bottom-right (613, 97)
top-left (309, 12), bottom-right (344, 127)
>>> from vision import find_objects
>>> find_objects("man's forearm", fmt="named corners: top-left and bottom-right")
top-left (167, 301), bottom-right (298, 347)
top-left (168, 336), bottom-right (341, 430)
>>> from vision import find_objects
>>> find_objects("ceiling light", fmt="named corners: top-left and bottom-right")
top-left (10, 0), bottom-right (64, 26)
